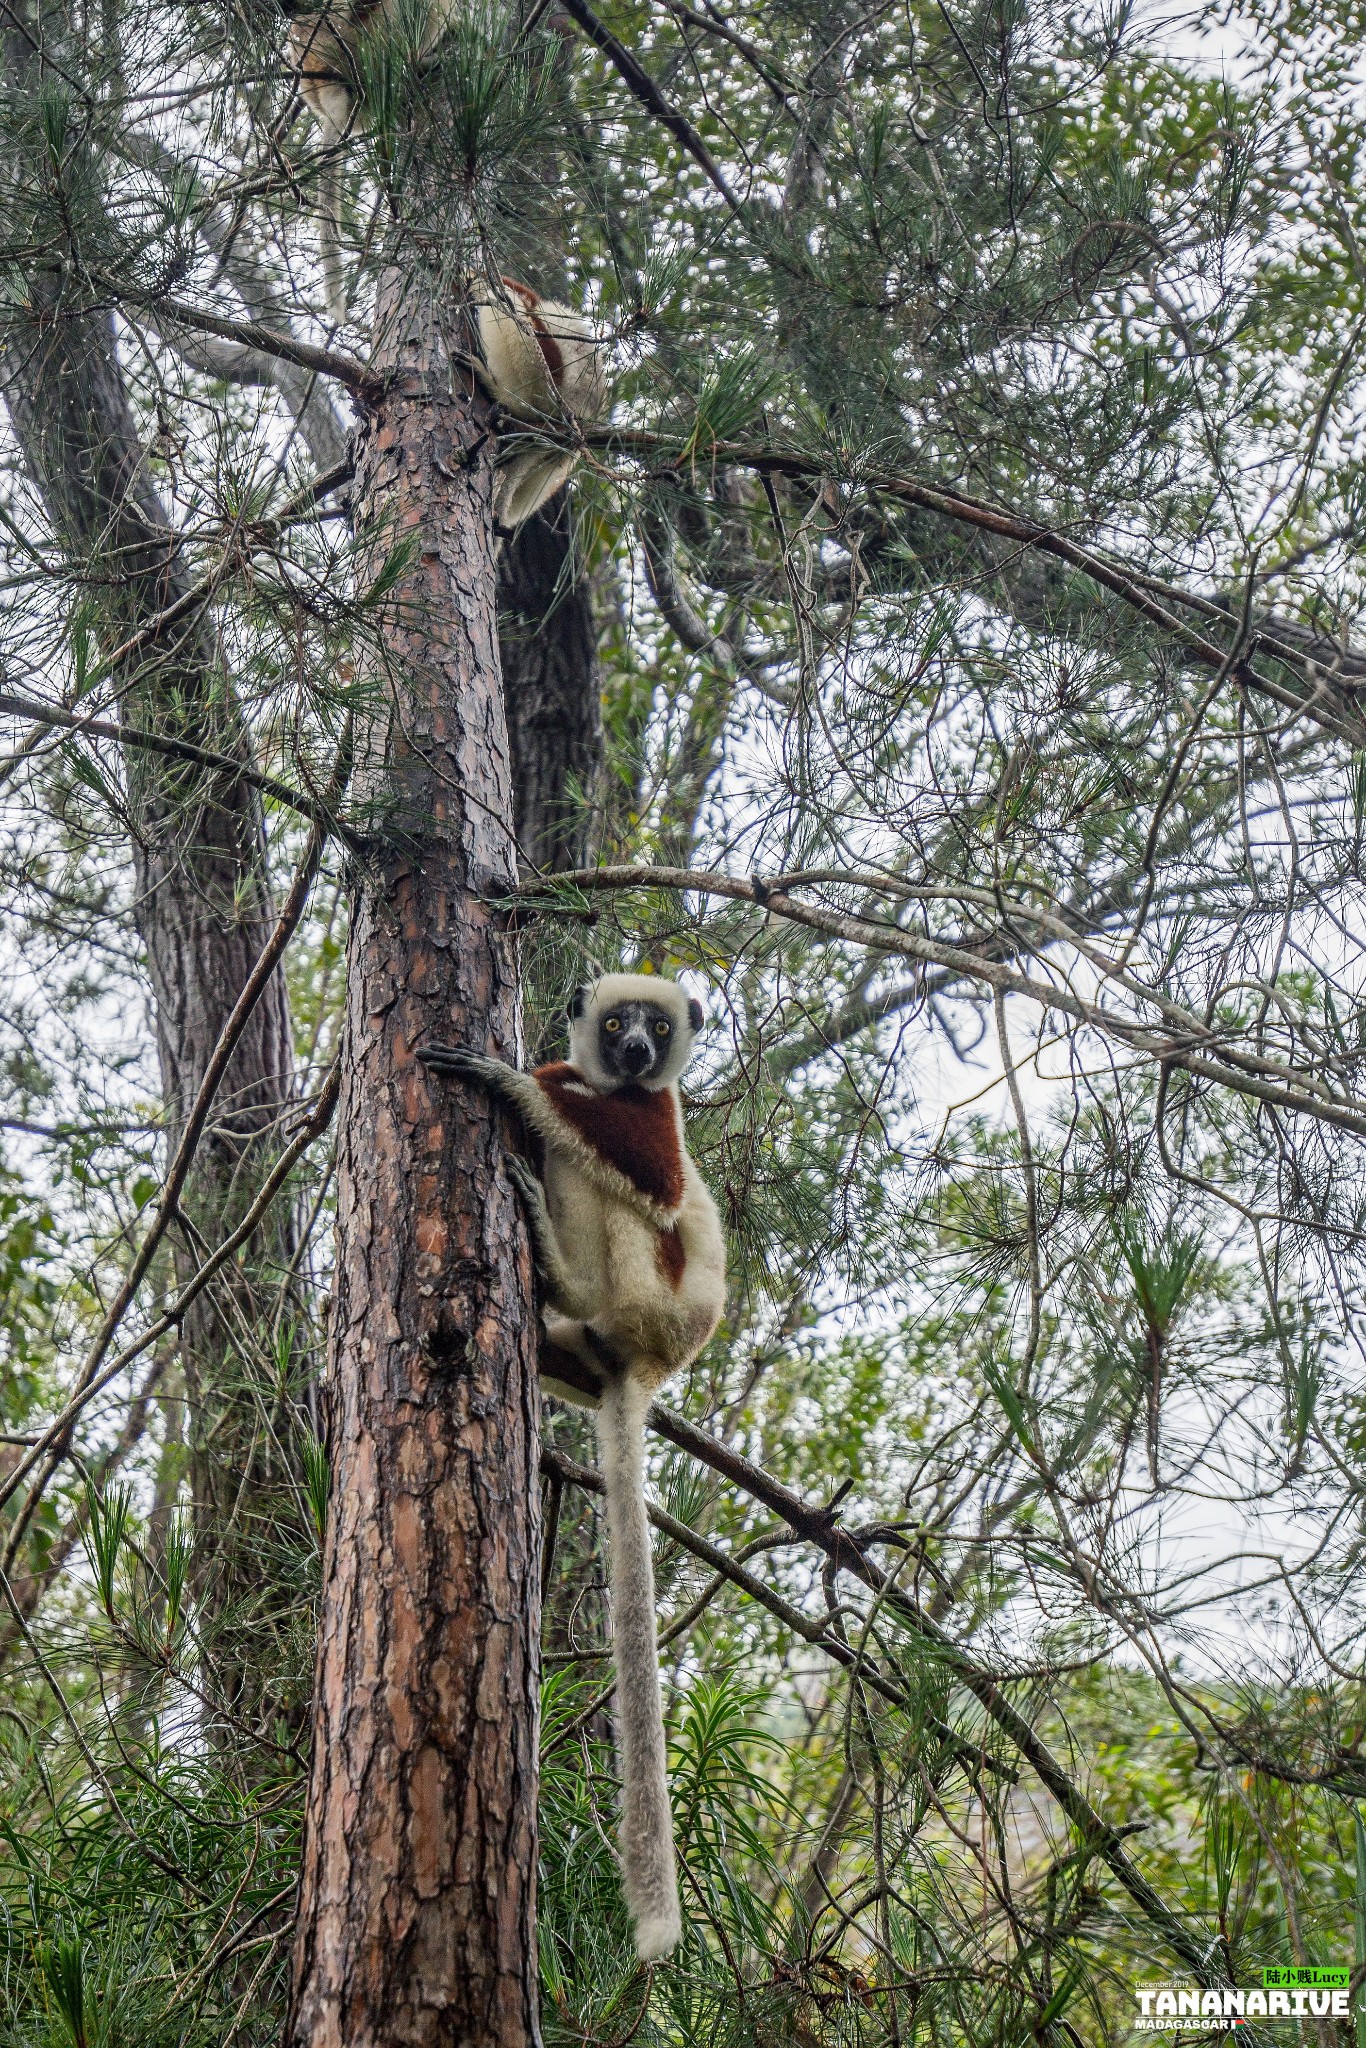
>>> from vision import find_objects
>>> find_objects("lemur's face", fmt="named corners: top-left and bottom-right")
top-left (598, 1000), bottom-right (681, 1085)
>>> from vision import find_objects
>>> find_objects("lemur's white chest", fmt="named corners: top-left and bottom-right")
top-left (528, 1064), bottom-right (726, 1380)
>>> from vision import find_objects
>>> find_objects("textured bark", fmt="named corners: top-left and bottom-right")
top-left (289, 283), bottom-right (541, 2048)
top-left (498, 495), bottom-right (602, 876)
top-left (0, 10), bottom-right (303, 1717)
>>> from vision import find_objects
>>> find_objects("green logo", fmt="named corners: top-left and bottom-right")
top-left (1260, 1968), bottom-right (1350, 1989)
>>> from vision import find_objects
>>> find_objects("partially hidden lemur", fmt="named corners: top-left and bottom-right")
top-left (286, 0), bottom-right (452, 325)
top-left (471, 276), bottom-right (610, 532)
top-left (420, 975), bottom-right (727, 1959)
top-left (286, 4), bottom-right (608, 527)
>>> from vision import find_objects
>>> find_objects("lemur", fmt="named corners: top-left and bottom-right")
top-left (420, 974), bottom-right (727, 1960)
top-left (286, 5), bottom-right (609, 528)
top-left (471, 276), bottom-right (610, 534)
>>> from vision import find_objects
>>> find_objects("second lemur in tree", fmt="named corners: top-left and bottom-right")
top-left (420, 975), bottom-right (726, 1959)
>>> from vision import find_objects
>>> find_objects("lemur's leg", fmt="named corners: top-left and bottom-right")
top-left (541, 1318), bottom-right (606, 1407)
top-left (503, 1155), bottom-right (599, 1319)
top-left (582, 1325), bottom-right (632, 1381)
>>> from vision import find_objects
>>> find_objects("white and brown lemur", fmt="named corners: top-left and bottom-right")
top-left (470, 275), bottom-right (610, 533)
top-left (420, 974), bottom-right (727, 1958)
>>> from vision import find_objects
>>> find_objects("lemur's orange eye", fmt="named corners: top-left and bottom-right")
top-left (604, 1016), bottom-right (622, 1032)
top-left (654, 1019), bottom-right (671, 1036)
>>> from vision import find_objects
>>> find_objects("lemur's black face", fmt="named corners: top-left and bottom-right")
top-left (598, 1001), bottom-right (679, 1084)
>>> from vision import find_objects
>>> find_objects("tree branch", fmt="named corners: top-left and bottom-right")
top-left (145, 321), bottom-right (281, 389)
top-left (0, 1350), bottom-right (168, 1665)
top-left (591, 427), bottom-right (1366, 748)
top-left (556, 0), bottom-right (744, 213)
top-left (0, 688), bottom-right (360, 847)
top-left (117, 131), bottom-right (351, 473)
top-left (540, 1442), bottom-right (1010, 1768)
top-left (0, 824), bottom-right (335, 1556)
top-left (0, 1061), bottom-right (340, 1568)
top-left (524, 863), bottom-right (1366, 1138)
top-left (654, 0), bottom-right (796, 105)
top-left (89, 273), bottom-right (380, 402)
top-left (641, 1400), bottom-right (1225, 1981)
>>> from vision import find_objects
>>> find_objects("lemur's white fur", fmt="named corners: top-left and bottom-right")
top-left (419, 974), bottom-right (725, 1958)
top-left (288, 10), bottom-right (609, 528)
top-left (597, 1371), bottom-right (680, 1958)
top-left (471, 278), bottom-right (610, 533)
top-left (513, 976), bottom-right (725, 1392)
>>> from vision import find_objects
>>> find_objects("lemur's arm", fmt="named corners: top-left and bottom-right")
top-left (419, 1042), bottom-right (541, 1114)
top-left (420, 1045), bottom-right (600, 1318)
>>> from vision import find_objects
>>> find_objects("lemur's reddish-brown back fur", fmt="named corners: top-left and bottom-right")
top-left (500, 276), bottom-right (567, 382)
top-left (533, 1063), bottom-right (685, 1211)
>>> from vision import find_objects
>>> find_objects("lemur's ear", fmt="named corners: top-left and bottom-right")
top-left (568, 984), bottom-right (589, 1022)
top-left (687, 999), bottom-right (704, 1033)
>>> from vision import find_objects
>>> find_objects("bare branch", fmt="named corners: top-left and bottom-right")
top-left (89, 273), bottom-right (379, 402)
top-left (117, 131), bottom-right (351, 472)
top-left (592, 427), bottom-right (1366, 748)
top-left (525, 863), bottom-right (1366, 1138)
top-left (0, 687), bottom-right (360, 846)
top-left (643, 1399), bottom-right (1226, 1982)
top-left (556, 0), bottom-right (744, 213)
top-left (0, 1351), bottom-right (169, 1664)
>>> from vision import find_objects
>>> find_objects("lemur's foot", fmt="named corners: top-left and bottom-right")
top-left (419, 1042), bottom-right (502, 1085)
top-left (504, 1153), bottom-right (544, 1208)
top-left (583, 1325), bottom-right (631, 1381)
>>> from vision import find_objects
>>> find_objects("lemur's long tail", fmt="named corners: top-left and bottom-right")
top-left (596, 1372), bottom-right (682, 1960)
top-left (318, 153), bottom-right (347, 330)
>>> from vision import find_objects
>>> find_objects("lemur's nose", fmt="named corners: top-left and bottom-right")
top-left (621, 1035), bottom-right (652, 1074)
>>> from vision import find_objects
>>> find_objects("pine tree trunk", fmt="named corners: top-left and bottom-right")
top-left (289, 284), bottom-right (542, 2048)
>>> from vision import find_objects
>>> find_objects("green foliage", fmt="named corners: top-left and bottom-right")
top-left (1113, 1217), bottom-right (1206, 1340)
top-left (0, 1726), bottom-right (301, 2048)
top-left (0, 1167), bottom-right (59, 1392)
top-left (299, 1429), bottom-right (330, 1541)
top-left (80, 1481), bottom-right (132, 1622)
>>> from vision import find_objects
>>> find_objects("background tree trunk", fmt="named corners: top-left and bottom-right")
top-left (0, 257), bottom-right (303, 1723)
top-left (498, 497), bottom-right (602, 877)
top-left (288, 284), bottom-right (542, 2048)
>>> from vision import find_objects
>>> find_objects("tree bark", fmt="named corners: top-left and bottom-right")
top-left (289, 283), bottom-right (542, 2048)
top-left (498, 496), bottom-right (602, 877)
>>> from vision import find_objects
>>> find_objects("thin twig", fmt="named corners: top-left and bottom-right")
top-left (556, 0), bottom-right (744, 212)
top-left (0, 690), bottom-right (361, 847)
